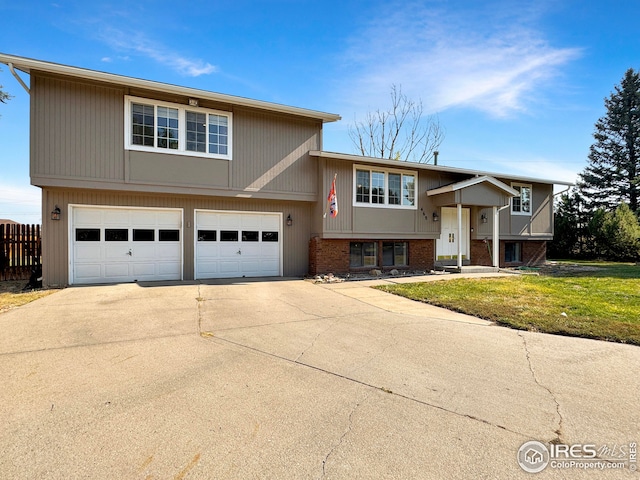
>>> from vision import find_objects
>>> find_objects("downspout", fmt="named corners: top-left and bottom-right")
top-left (492, 199), bottom-right (511, 268)
top-left (551, 186), bottom-right (572, 236)
top-left (8, 63), bottom-right (30, 95)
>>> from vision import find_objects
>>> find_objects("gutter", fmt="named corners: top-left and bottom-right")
top-left (8, 63), bottom-right (30, 95)
top-left (553, 185), bottom-right (572, 198)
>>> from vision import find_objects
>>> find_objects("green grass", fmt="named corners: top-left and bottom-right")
top-left (0, 281), bottom-right (56, 313)
top-left (375, 262), bottom-right (640, 345)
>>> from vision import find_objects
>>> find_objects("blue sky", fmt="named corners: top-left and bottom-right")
top-left (1, 0), bottom-right (639, 224)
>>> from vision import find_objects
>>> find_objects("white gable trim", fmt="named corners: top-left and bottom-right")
top-left (427, 175), bottom-right (519, 197)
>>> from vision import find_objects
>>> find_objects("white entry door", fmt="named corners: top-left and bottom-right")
top-left (436, 207), bottom-right (470, 261)
top-left (71, 206), bottom-right (183, 284)
top-left (195, 210), bottom-right (282, 279)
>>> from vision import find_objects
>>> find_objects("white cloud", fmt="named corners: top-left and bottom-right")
top-left (340, 2), bottom-right (581, 118)
top-left (99, 28), bottom-right (217, 77)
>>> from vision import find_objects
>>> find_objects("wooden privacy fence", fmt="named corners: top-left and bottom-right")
top-left (1, 224), bottom-right (42, 281)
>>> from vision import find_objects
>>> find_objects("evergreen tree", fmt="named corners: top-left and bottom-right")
top-left (589, 203), bottom-right (640, 261)
top-left (579, 68), bottom-right (640, 214)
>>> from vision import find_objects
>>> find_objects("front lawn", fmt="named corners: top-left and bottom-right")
top-left (0, 281), bottom-right (56, 313)
top-left (375, 262), bottom-right (640, 345)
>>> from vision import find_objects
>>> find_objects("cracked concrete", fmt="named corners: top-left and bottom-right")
top-left (1, 278), bottom-right (638, 479)
top-left (519, 332), bottom-right (565, 443)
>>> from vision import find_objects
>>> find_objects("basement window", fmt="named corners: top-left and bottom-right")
top-left (505, 242), bottom-right (522, 263)
top-left (350, 242), bottom-right (377, 267)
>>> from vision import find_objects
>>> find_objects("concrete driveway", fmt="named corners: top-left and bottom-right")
top-left (1, 276), bottom-right (638, 479)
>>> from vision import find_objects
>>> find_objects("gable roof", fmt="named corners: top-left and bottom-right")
top-left (427, 175), bottom-right (519, 197)
top-left (0, 53), bottom-right (342, 123)
top-left (310, 150), bottom-right (575, 186)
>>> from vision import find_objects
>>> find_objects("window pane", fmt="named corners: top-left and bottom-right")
top-left (372, 171), bottom-right (385, 204)
top-left (505, 242), bottom-right (522, 262)
top-left (382, 242), bottom-right (407, 266)
top-left (197, 230), bottom-right (217, 241)
top-left (220, 230), bottom-right (239, 242)
top-left (131, 103), bottom-right (154, 147)
top-left (157, 107), bottom-right (179, 150)
top-left (105, 229), bottom-right (128, 241)
top-left (388, 173), bottom-right (401, 205)
top-left (159, 230), bottom-right (180, 242)
top-left (363, 242), bottom-right (377, 266)
top-left (382, 243), bottom-right (394, 266)
top-left (394, 242), bottom-right (407, 266)
top-left (521, 187), bottom-right (531, 213)
top-left (133, 229), bottom-right (154, 242)
top-left (350, 242), bottom-right (364, 267)
top-left (242, 231), bottom-right (259, 242)
top-left (262, 231), bottom-right (279, 242)
top-left (402, 175), bottom-right (415, 206)
top-left (208, 114), bottom-right (229, 154)
top-left (76, 228), bottom-right (100, 241)
top-left (356, 170), bottom-right (370, 203)
top-left (186, 111), bottom-right (207, 152)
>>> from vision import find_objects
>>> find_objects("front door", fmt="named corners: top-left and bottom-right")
top-left (436, 207), bottom-right (470, 263)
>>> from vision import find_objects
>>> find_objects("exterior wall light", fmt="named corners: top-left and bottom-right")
top-left (286, 214), bottom-right (293, 226)
top-left (51, 206), bottom-right (61, 221)
top-left (481, 213), bottom-right (488, 223)
top-left (432, 212), bottom-right (439, 222)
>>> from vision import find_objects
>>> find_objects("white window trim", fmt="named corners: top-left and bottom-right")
top-left (511, 182), bottom-right (532, 216)
top-left (352, 165), bottom-right (418, 210)
top-left (124, 95), bottom-right (233, 160)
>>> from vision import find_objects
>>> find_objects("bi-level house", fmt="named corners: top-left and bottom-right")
top-left (0, 54), bottom-right (572, 286)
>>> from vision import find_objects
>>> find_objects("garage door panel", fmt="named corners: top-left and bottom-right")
top-left (103, 210), bottom-right (130, 225)
top-left (261, 216), bottom-right (279, 230)
top-left (158, 263), bottom-right (181, 276)
top-left (132, 263), bottom-right (156, 276)
top-left (104, 246), bottom-right (130, 261)
top-left (196, 244), bottom-right (219, 258)
top-left (196, 261), bottom-right (219, 277)
top-left (240, 244), bottom-right (261, 256)
top-left (74, 264), bottom-right (102, 280)
top-left (104, 263), bottom-right (130, 278)
top-left (75, 244), bottom-right (102, 260)
top-left (219, 214), bottom-right (239, 229)
top-left (219, 260), bottom-right (241, 274)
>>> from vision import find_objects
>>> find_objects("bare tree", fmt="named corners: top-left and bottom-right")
top-left (0, 67), bottom-right (12, 105)
top-left (349, 84), bottom-right (444, 163)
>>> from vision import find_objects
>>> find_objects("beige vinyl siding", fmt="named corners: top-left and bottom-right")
top-left (31, 74), bottom-right (124, 182)
top-left (316, 160), bottom-right (440, 239)
top-left (31, 74), bottom-right (322, 199)
top-left (495, 181), bottom-right (553, 239)
top-left (42, 187), bottom-right (312, 287)
top-left (127, 151), bottom-right (230, 188)
top-left (232, 108), bottom-right (321, 195)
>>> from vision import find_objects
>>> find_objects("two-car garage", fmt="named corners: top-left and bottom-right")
top-left (70, 206), bottom-right (282, 284)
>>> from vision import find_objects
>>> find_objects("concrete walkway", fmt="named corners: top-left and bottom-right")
top-left (1, 275), bottom-right (638, 479)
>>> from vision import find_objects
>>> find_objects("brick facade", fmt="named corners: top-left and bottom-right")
top-left (470, 239), bottom-right (547, 267)
top-left (309, 237), bottom-right (435, 275)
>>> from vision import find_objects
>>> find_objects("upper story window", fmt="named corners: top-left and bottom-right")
top-left (354, 166), bottom-right (417, 209)
top-left (125, 96), bottom-right (232, 160)
top-left (511, 183), bottom-right (532, 215)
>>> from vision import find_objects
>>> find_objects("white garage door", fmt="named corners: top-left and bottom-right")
top-left (71, 206), bottom-right (183, 284)
top-left (195, 210), bottom-right (281, 279)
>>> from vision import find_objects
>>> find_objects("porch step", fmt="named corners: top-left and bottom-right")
top-left (440, 265), bottom-right (500, 274)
